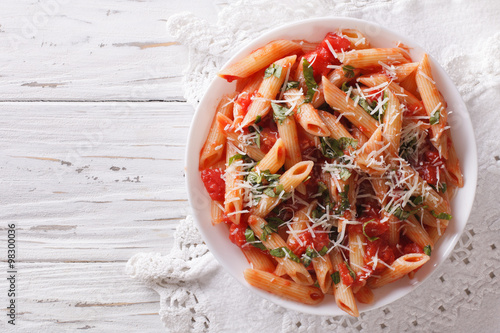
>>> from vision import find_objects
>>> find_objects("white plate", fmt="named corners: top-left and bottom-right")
top-left (185, 17), bottom-right (478, 315)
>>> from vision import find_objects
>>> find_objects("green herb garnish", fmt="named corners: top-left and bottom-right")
top-left (271, 102), bottom-right (291, 124)
top-left (264, 64), bottom-right (282, 79)
top-left (269, 247), bottom-right (301, 263)
top-left (332, 271), bottom-right (340, 285)
top-left (342, 65), bottom-right (355, 78)
top-left (228, 154), bottom-right (246, 166)
top-left (412, 196), bottom-right (424, 206)
top-left (335, 185), bottom-right (350, 215)
top-left (302, 58), bottom-right (318, 103)
top-left (261, 223), bottom-right (278, 240)
top-left (423, 244), bottom-right (432, 256)
top-left (362, 220), bottom-right (379, 242)
top-left (430, 108), bottom-right (441, 125)
top-left (431, 211), bottom-right (452, 220)
top-left (286, 81), bottom-right (300, 90)
top-left (345, 261), bottom-right (356, 280)
top-left (244, 228), bottom-right (267, 250)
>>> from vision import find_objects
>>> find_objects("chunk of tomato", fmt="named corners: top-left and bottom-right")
top-left (288, 228), bottom-right (330, 257)
top-left (200, 168), bottom-right (225, 201)
top-left (319, 32), bottom-right (351, 53)
top-left (365, 238), bottom-right (395, 273)
top-left (228, 221), bottom-right (248, 248)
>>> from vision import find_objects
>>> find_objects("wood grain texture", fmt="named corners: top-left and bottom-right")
top-left (0, 0), bottom-right (219, 101)
top-left (0, 1), bottom-right (219, 330)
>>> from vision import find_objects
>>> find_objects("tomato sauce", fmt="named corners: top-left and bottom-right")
top-left (220, 75), bottom-right (238, 82)
top-left (260, 128), bottom-right (279, 153)
top-left (236, 90), bottom-right (257, 117)
top-left (228, 221), bottom-right (248, 248)
top-left (365, 238), bottom-right (395, 273)
top-left (288, 228), bottom-right (330, 257)
top-left (338, 262), bottom-right (354, 286)
top-left (200, 168), bottom-right (225, 201)
top-left (415, 148), bottom-right (445, 186)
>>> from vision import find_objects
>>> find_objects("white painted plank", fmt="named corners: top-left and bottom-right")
top-left (0, 1), bottom-right (219, 101)
top-left (0, 102), bottom-right (194, 261)
top-left (5, 262), bottom-right (164, 332)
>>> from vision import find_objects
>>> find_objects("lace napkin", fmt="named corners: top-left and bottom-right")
top-left (127, 0), bottom-right (500, 331)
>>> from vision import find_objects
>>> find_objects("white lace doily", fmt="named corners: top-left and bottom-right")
top-left (127, 0), bottom-right (500, 331)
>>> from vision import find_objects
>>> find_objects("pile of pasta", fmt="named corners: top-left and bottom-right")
top-left (198, 29), bottom-right (463, 316)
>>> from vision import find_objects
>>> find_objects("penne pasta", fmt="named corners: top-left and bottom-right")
top-left (199, 93), bottom-right (237, 169)
top-left (415, 54), bottom-right (449, 158)
top-left (242, 247), bottom-right (276, 273)
top-left (392, 62), bottom-right (419, 82)
top-left (217, 113), bottom-right (266, 161)
top-left (312, 67), bottom-right (362, 108)
top-left (219, 40), bottom-right (302, 81)
top-left (355, 286), bottom-right (374, 304)
top-left (210, 200), bottom-right (224, 225)
top-left (251, 161), bottom-right (313, 217)
top-left (248, 215), bottom-right (313, 285)
top-left (257, 138), bottom-right (286, 174)
top-left (317, 110), bottom-right (353, 139)
top-left (403, 215), bottom-right (434, 250)
top-left (330, 249), bottom-right (359, 317)
top-left (342, 48), bottom-right (410, 68)
top-left (368, 253), bottom-right (430, 289)
top-left (244, 269), bottom-right (323, 305)
top-left (383, 89), bottom-right (403, 157)
top-left (358, 74), bottom-right (424, 115)
top-left (284, 89), bottom-right (330, 137)
top-left (341, 29), bottom-right (370, 49)
top-left (240, 55), bottom-right (297, 128)
top-left (445, 131), bottom-right (464, 187)
top-left (224, 143), bottom-right (244, 224)
top-left (323, 76), bottom-right (379, 136)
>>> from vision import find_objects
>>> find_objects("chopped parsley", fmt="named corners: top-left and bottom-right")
top-left (335, 185), bottom-right (350, 215)
top-left (246, 169), bottom-right (279, 185)
top-left (255, 115), bottom-right (262, 124)
top-left (266, 216), bottom-right (286, 227)
top-left (320, 137), bottom-right (344, 159)
top-left (248, 125), bottom-right (261, 148)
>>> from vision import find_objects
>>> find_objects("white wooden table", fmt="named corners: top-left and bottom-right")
top-left (2, 1), bottom-right (499, 332)
top-left (0, 1), bottom-right (222, 331)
